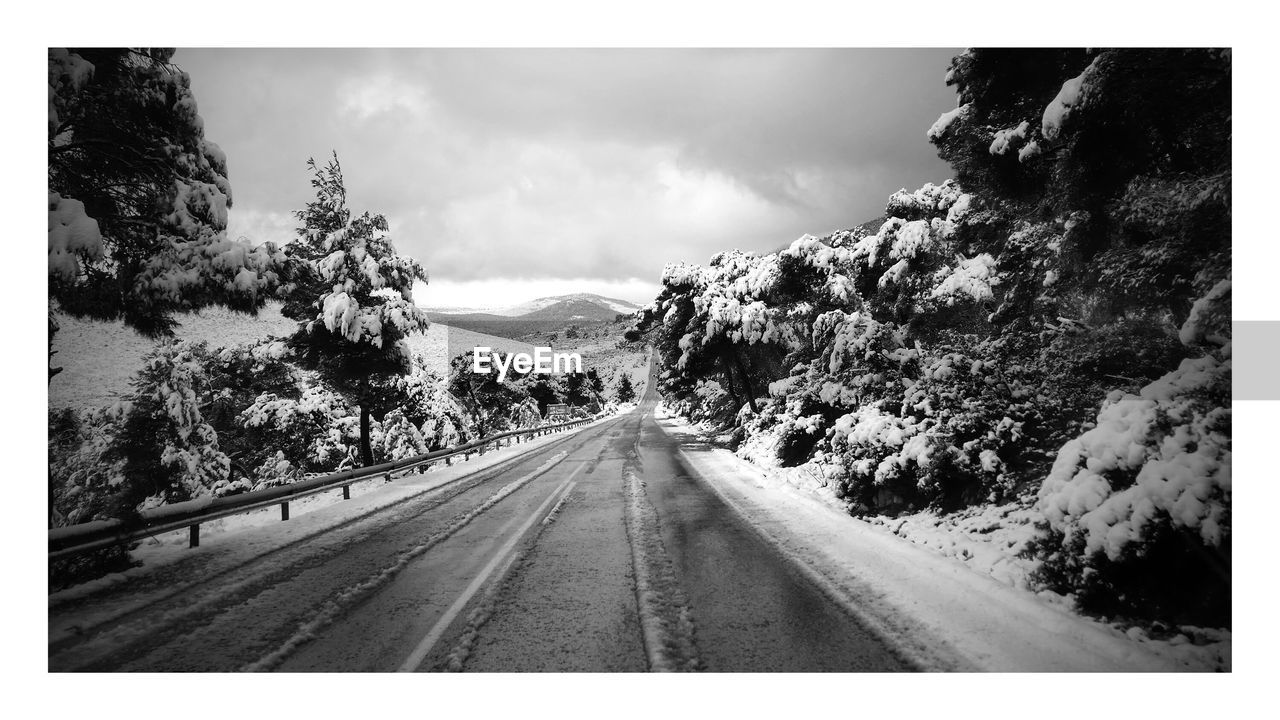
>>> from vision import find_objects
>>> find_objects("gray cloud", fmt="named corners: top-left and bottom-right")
top-left (178, 48), bottom-right (959, 288)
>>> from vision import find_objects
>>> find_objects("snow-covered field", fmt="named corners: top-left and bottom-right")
top-left (655, 403), bottom-right (1231, 672)
top-left (48, 304), bottom-right (537, 411)
top-left (49, 304), bottom-right (297, 410)
top-left (406, 323), bottom-right (537, 378)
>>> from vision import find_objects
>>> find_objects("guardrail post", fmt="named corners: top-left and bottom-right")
top-left (384, 472), bottom-right (393, 483)
top-left (281, 501), bottom-right (290, 521)
top-left (189, 524), bottom-right (200, 548)
top-left (342, 484), bottom-right (350, 500)
top-left (445, 456), bottom-right (452, 466)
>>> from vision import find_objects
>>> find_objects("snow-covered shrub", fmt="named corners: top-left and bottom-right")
top-left (398, 363), bottom-right (473, 449)
top-left (48, 406), bottom-right (142, 587)
top-left (103, 341), bottom-right (230, 516)
top-left (378, 409), bottom-right (428, 462)
top-left (509, 397), bottom-right (542, 430)
top-left (209, 475), bottom-right (254, 498)
top-left (420, 409), bottom-right (464, 452)
top-left (237, 384), bottom-right (396, 475)
top-left (198, 337), bottom-right (303, 476)
top-left (319, 414), bottom-right (383, 470)
top-left (683, 380), bottom-right (736, 425)
top-left (1179, 278), bottom-right (1230, 348)
top-left (447, 351), bottom-right (546, 437)
top-left (48, 406), bottom-right (127, 526)
top-left (239, 385), bottom-right (349, 472)
top-left (806, 329), bottom-right (1039, 513)
top-left (255, 450), bottom-right (305, 490)
top-left (1029, 349), bottom-right (1231, 625)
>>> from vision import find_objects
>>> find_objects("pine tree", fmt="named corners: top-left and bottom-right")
top-left (286, 153), bottom-right (430, 467)
top-left (614, 373), bottom-right (636, 403)
top-left (48, 48), bottom-right (290, 338)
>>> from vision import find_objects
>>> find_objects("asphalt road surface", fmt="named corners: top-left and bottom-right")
top-left (49, 360), bottom-right (913, 672)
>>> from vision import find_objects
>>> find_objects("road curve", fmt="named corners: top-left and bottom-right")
top-left (49, 358), bottom-right (913, 672)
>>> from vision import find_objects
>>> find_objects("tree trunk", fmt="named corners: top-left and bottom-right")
top-left (359, 405), bottom-right (374, 467)
top-left (718, 353), bottom-right (743, 409)
top-left (465, 381), bottom-right (486, 437)
top-left (729, 351), bottom-right (758, 413)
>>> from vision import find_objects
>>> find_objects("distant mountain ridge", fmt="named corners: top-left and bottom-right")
top-left (424, 293), bottom-right (640, 321)
top-left (422, 292), bottom-right (642, 339)
top-left (497, 293), bottom-right (640, 317)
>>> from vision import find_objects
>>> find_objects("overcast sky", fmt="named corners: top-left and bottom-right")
top-left (177, 48), bottom-right (960, 308)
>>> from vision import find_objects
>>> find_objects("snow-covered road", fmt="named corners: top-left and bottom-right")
top-left (49, 361), bottom-right (914, 672)
top-left (51, 356), bottom-right (1181, 672)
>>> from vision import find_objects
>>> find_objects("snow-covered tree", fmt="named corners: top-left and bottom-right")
top-left (396, 362), bottom-right (472, 450)
top-left (285, 154), bottom-right (430, 466)
top-left (448, 351), bottom-right (530, 437)
top-left (638, 48), bottom-right (1229, 625)
top-left (377, 409), bottom-right (429, 462)
top-left (509, 397), bottom-right (543, 430)
top-left (614, 373), bottom-right (636, 403)
top-left (631, 236), bottom-right (863, 425)
top-left (49, 406), bottom-right (126, 526)
top-left (927, 48), bottom-right (1230, 328)
top-left (48, 48), bottom-right (291, 338)
top-left (104, 341), bottom-right (230, 516)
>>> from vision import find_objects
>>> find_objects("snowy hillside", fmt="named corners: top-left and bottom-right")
top-left (49, 305), bottom-right (535, 411)
top-left (495, 293), bottom-right (640, 317)
top-left (50, 304), bottom-right (297, 410)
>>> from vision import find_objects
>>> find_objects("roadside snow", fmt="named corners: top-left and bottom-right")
top-left (864, 502), bottom-right (1042, 591)
top-left (654, 404), bottom-right (1229, 671)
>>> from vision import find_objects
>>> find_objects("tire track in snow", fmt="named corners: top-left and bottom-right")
top-left (242, 451), bottom-right (572, 672)
top-left (622, 419), bottom-right (702, 672)
top-left (432, 477), bottom-right (580, 672)
top-left (396, 466), bottom-right (583, 672)
top-left (437, 430), bottom-right (618, 671)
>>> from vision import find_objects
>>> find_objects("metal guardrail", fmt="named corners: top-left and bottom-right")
top-left (48, 416), bottom-right (598, 560)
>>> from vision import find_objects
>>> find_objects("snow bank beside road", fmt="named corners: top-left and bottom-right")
top-left (655, 404), bottom-right (1227, 671)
